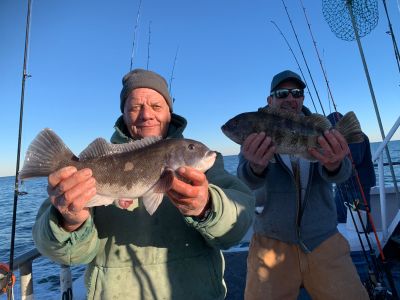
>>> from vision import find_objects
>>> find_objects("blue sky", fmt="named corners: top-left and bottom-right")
top-left (1, 0), bottom-right (399, 177)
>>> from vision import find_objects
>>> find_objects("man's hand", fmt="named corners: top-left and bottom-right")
top-left (308, 129), bottom-right (350, 172)
top-left (242, 132), bottom-right (276, 175)
top-left (166, 167), bottom-right (210, 217)
top-left (48, 166), bottom-right (96, 232)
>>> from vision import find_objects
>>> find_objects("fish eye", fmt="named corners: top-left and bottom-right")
top-left (188, 143), bottom-right (195, 150)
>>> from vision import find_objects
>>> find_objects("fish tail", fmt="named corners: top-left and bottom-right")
top-left (334, 111), bottom-right (364, 144)
top-left (19, 128), bottom-right (76, 179)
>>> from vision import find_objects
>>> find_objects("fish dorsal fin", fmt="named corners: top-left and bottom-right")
top-left (79, 136), bottom-right (162, 161)
top-left (335, 111), bottom-right (364, 144)
top-left (306, 113), bottom-right (332, 131)
top-left (258, 106), bottom-right (302, 122)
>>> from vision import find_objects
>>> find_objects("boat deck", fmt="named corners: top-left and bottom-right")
top-left (223, 233), bottom-right (400, 300)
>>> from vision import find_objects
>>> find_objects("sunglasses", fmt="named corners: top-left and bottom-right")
top-left (271, 88), bottom-right (304, 99)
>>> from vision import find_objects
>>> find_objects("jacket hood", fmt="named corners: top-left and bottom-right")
top-left (110, 113), bottom-right (187, 143)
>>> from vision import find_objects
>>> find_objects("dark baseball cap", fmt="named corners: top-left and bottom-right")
top-left (270, 70), bottom-right (306, 93)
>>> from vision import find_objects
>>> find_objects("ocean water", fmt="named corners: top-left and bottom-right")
top-left (0, 140), bottom-right (399, 299)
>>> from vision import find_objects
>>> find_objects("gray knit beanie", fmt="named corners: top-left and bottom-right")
top-left (120, 68), bottom-right (173, 113)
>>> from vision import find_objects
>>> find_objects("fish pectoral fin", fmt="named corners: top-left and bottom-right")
top-left (142, 169), bottom-right (175, 215)
top-left (142, 193), bottom-right (164, 215)
top-left (85, 194), bottom-right (115, 207)
top-left (153, 169), bottom-right (175, 193)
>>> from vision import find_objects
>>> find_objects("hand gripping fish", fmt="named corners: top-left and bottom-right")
top-left (19, 128), bottom-right (217, 215)
top-left (221, 107), bottom-right (364, 161)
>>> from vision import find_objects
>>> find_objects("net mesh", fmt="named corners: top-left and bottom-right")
top-left (322, 0), bottom-right (379, 41)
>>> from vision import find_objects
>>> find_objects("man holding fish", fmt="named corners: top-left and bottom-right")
top-left (30, 69), bottom-right (255, 299)
top-left (230, 70), bottom-right (369, 299)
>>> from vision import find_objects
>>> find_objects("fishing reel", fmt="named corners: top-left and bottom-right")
top-left (371, 284), bottom-right (394, 300)
top-left (364, 275), bottom-right (396, 300)
top-left (0, 263), bottom-right (15, 295)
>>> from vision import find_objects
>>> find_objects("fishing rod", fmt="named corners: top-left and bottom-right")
top-left (301, 0), bottom-right (392, 286)
top-left (280, 3), bottom-right (379, 272)
top-left (345, 202), bottom-right (392, 299)
top-left (146, 21), bottom-right (152, 70)
top-left (298, 0), bottom-right (338, 112)
top-left (129, 0), bottom-right (143, 71)
top-left (280, 0), bottom-right (326, 115)
top-left (270, 21), bottom-right (318, 113)
top-left (382, 0), bottom-right (400, 75)
top-left (345, 0), bottom-right (400, 205)
top-left (351, 166), bottom-right (400, 299)
top-left (345, 176), bottom-right (391, 297)
top-left (335, 163), bottom-right (398, 299)
top-left (323, 0), bottom-right (400, 263)
top-left (169, 45), bottom-right (179, 100)
top-left (330, 112), bottom-right (390, 298)
top-left (4, 0), bottom-right (33, 299)
top-left (330, 111), bottom-right (398, 299)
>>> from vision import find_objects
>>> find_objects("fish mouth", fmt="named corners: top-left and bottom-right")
top-left (221, 126), bottom-right (242, 145)
top-left (197, 151), bottom-right (217, 172)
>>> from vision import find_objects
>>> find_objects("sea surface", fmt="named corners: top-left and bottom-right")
top-left (0, 140), bottom-right (399, 299)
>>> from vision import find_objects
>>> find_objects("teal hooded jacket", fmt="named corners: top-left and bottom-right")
top-left (32, 113), bottom-right (255, 300)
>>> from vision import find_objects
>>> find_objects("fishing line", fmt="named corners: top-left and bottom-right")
top-left (146, 21), bottom-right (152, 70)
top-left (280, 6), bottom-right (379, 270)
top-left (345, 0), bottom-right (400, 204)
top-left (349, 159), bottom-right (400, 297)
top-left (329, 112), bottom-right (390, 297)
top-left (169, 45), bottom-right (179, 102)
top-left (270, 20), bottom-right (318, 113)
top-left (346, 202), bottom-right (388, 297)
top-left (323, 0), bottom-right (400, 244)
top-left (130, 0), bottom-right (143, 71)
top-left (298, 0), bottom-right (337, 112)
top-left (280, 0), bottom-right (326, 115)
top-left (5, 0), bottom-right (33, 299)
top-left (341, 12), bottom-right (400, 295)
top-left (308, 0), bottom-right (400, 295)
top-left (336, 166), bottom-right (390, 298)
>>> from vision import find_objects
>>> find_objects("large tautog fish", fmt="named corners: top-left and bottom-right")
top-left (19, 128), bottom-right (217, 215)
top-left (221, 107), bottom-right (364, 161)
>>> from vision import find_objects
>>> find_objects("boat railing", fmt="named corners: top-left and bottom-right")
top-left (8, 248), bottom-right (72, 300)
top-left (371, 115), bottom-right (400, 240)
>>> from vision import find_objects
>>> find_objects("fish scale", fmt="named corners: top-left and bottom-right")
top-left (221, 106), bottom-right (364, 161)
top-left (19, 128), bottom-right (217, 215)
